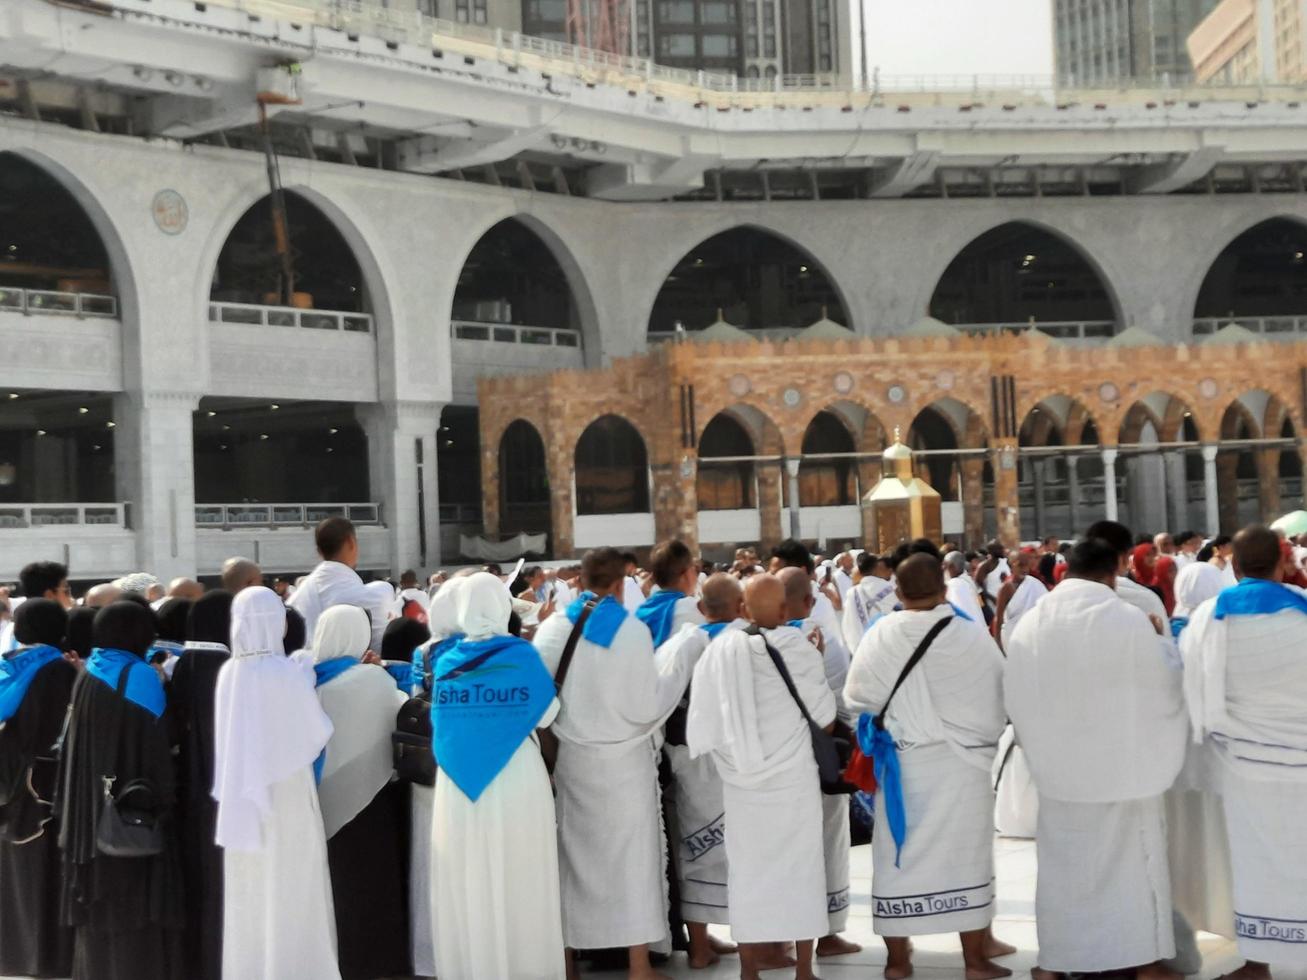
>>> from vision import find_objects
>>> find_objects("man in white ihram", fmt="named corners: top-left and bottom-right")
top-left (288, 516), bottom-right (390, 652)
top-left (1181, 524), bottom-right (1307, 980)
top-left (686, 573), bottom-right (832, 980)
top-left (844, 553), bottom-right (1013, 980)
top-left (1005, 537), bottom-right (1187, 980)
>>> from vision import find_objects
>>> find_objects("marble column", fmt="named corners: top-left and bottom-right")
top-left (359, 400), bottom-right (444, 574)
top-left (1101, 447), bottom-right (1119, 522)
top-left (992, 441), bottom-right (1021, 548)
top-left (1031, 456), bottom-right (1047, 540)
top-left (1165, 451), bottom-right (1188, 531)
top-left (1067, 454), bottom-right (1082, 536)
top-left (785, 458), bottom-right (802, 540)
top-left (1200, 444), bottom-right (1220, 536)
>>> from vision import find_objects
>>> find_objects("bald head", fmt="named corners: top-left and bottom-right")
top-left (221, 557), bottom-right (262, 594)
top-left (84, 583), bottom-right (123, 608)
top-left (743, 574), bottom-right (787, 629)
top-left (167, 577), bottom-right (204, 601)
top-left (895, 553), bottom-right (946, 609)
top-left (700, 573), bottom-right (743, 623)
top-left (776, 566), bottom-right (813, 622)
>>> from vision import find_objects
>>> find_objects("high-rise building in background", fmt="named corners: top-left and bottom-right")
top-left (1053, 0), bottom-right (1221, 84)
top-left (1187, 0), bottom-right (1307, 83)
top-left (422, 0), bottom-right (852, 78)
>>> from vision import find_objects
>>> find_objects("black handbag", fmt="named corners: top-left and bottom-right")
top-left (95, 662), bottom-right (165, 858)
top-left (393, 696), bottom-right (436, 787)
top-left (747, 625), bottom-right (855, 795)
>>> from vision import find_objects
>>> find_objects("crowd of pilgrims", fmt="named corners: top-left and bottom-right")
top-left (0, 511), bottom-right (1304, 980)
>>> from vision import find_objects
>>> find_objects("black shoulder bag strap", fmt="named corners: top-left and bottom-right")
top-left (873, 615), bottom-right (953, 731)
top-left (553, 600), bottom-right (596, 696)
top-left (745, 624), bottom-right (820, 728)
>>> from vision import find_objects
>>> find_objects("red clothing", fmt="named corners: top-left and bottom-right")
top-left (1153, 555), bottom-right (1177, 616)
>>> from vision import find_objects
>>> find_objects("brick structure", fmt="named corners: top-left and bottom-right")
top-left (479, 331), bottom-right (1307, 555)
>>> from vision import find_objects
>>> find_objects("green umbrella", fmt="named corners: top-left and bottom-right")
top-left (1271, 510), bottom-right (1307, 537)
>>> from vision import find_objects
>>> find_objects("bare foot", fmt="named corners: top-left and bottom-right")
top-left (964, 958), bottom-right (1014, 980)
top-left (1135, 962), bottom-right (1183, 980)
top-left (884, 938), bottom-right (914, 980)
top-left (754, 942), bottom-right (797, 970)
top-left (983, 936), bottom-right (1018, 959)
top-left (688, 945), bottom-right (720, 970)
top-left (817, 934), bottom-right (863, 957)
top-left (710, 935), bottom-right (739, 956)
top-left (1210, 964), bottom-right (1272, 980)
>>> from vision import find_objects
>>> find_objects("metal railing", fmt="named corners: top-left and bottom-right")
top-left (648, 326), bottom-right (804, 344)
top-left (0, 287), bottom-right (118, 319)
top-left (451, 320), bottom-right (580, 348)
top-left (438, 502), bottom-right (483, 524)
top-left (181, 0), bottom-right (1307, 106)
top-left (1193, 315), bottom-right (1307, 338)
top-left (209, 301), bottom-right (373, 333)
top-left (195, 502), bottom-right (382, 528)
top-left (957, 320), bottom-right (1117, 341)
top-left (0, 503), bottom-right (127, 529)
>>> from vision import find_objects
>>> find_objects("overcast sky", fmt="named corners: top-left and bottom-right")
top-left (856, 0), bottom-right (1055, 80)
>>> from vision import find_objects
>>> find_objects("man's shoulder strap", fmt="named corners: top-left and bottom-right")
top-left (743, 624), bottom-right (819, 728)
top-left (554, 600), bottom-right (596, 693)
top-left (876, 615), bottom-right (953, 728)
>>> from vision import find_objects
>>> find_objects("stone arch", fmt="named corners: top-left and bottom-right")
top-left (921, 218), bottom-right (1124, 333)
top-left (448, 211), bottom-right (603, 366)
top-left (698, 411), bottom-right (758, 510)
top-left (498, 418), bottom-right (550, 535)
top-left (574, 413), bottom-right (650, 515)
top-left (1190, 215), bottom-right (1307, 332)
top-left (796, 408), bottom-right (858, 507)
top-left (645, 222), bottom-right (855, 339)
top-left (1019, 394), bottom-right (1101, 447)
top-left (1118, 391), bottom-right (1203, 445)
top-left (201, 181), bottom-right (399, 397)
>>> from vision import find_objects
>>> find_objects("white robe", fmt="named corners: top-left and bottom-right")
top-left (533, 611), bottom-right (669, 950)
top-left (622, 576), bottom-right (645, 612)
top-left (1006, 578), bottom-right (1187, 972)
top-left (944, 574), bottom-right (983, 624)
top-left (686, 626), bottom-right (835, 943)
top-left (998, 574), bottom-right (1046, 650)
top-left (223, 767), bottom-right (341, 980)
top-left (840, 576), bottom-right (898, 651)
top-left (315, 662), bottom-right (408, 839)
top-left (845, 605), bottom-right (1006, 936)
top-left (288, 560), bottom-right (390, 652)
top-left (432, 711), bottom-right (566, 980)
top-left (1181, 595), bottom-right (1307, 966)
top-left (656, 621), bottom-right (744, 925)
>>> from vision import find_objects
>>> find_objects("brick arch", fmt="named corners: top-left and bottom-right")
top-left (1018, 394), bottom-right (1101, 447)
top-left (907, 396), bottom-right (992, 450)
top-left (1118, 391), bottom-right (1204, 444)
top-left (1219, 388), bottom-right (1302, 442)
top-left (808, 398), bottom-right (889, 454)
top-left (696, 400), bottom-right (785, 455)
top-left (572, 410), bottom-right (655, 461)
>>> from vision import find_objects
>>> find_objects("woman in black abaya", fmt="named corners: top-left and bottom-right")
top-left (56, 600), bottom-right (184, 980)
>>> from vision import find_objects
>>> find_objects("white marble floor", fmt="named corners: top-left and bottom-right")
top-left (629, 838), bottom-right (1297, 980)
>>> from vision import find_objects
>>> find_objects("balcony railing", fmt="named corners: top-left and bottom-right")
top-left (1193, 315), bottom-right (1307, 338)
top-left (209, 301), bottom-right (373, 333)
top-left (438, 502), bottom-right (483, 524)
top-left (956, 320), bottom-right (1117, 341)
top-left (195, 502), bottom-right (382, 529)
top-left (0, 287), bottom-right (118, 319)
top-left (0, 503), bottom-right (127, 529)
top-left (451, 320), bottom-right (581, 348)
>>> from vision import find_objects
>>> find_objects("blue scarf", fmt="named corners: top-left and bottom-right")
top-left (313, 656), bottom-right (358, 688)
top-left (383, 662), bottom-right (411, 691)
top-left (786, 619), bottom-right (806, 629)
top-left (86, 647), bottom-right (165, 719)
top-left (947, 602), bottom-right (974, 622)
top-left (411, 635), bottom-right (462, 694)
top-left (0, 645), bottom-right (62, 724)
top-left (431, 635), bottom-right (556, 801)
top-left (700, 622), bottom-right (729, 640)
top-left (1213, 577), bottom-right (1307, 621)
top-left (857, 711), bottom-right (907, 867)
top-left (1170, 617), bottom-right (1190, 639)
top-left (565, 593), bottom-right (628, 649)
top-left (635, 590), bottom-right (686, 648)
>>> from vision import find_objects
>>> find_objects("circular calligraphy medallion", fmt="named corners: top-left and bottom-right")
top-left (728, 374), bottom-right (751, 397)
top-left (1198, 377), bottom-right (1219, 400)
top-left (935, 370), bottom-right (955, 391)
top-left (151, 189), bottom-right (188, 235)
top-left (833, 372), bottom-right (855, 395)
top-left (887, 384), bottom-right (906, 404)
top-left (1098, 381), bottom-right (1120, 404)
top-left (782, 387), bottom-right (802, 408)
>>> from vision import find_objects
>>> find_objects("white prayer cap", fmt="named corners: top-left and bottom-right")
top-left (1173, 561), bottom-right (1225, 619)
top-left (114, 571), bottom-right (160, 594)
top-left (426, 576), bottom-right (466, 641)
top-left (230, 586), bottom-right (288, 658)
top-left (311, 604), bottom-right (371, 663)
top-left (456, 572), bottom-right (512, 640)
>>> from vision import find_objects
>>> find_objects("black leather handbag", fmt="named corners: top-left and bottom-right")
top-left (747, 625), bottom-right (855, 795)
top-left (393, 696), bottom-right (436, 787)
top-left (95, 663), bottom-right (164, 858)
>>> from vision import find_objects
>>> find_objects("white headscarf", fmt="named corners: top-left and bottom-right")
top-left (426, 576), bottom-right (467, 641)
top-left (365, 579), bottom-right (396, 622)
top-left (212, 587), bottom-right (333, 852)
top-left (312, 605), bottom-right (371, 664)
top-left (1173, 561), bottom-right (1226, 619)
top-left (312, 602), bottom-right (406, 838)
top-left (456, 572), bottom-right (512, 640)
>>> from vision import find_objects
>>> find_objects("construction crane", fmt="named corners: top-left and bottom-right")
top-left (255, 64), bottom-right (303, 307)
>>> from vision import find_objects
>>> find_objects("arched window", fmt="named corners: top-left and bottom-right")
top-left (575, 415), bottom-right (649, 514)
top-left (499, 419), bottom-right (549, 533)
top-left (798, 411), bottom-right (856, 506)
top-left (1194, 218), bottom-right (1307, 321)
top-left (453, 218), bottom-right (578, 333)
top-left (698, 414), bottom-right (755, 510)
